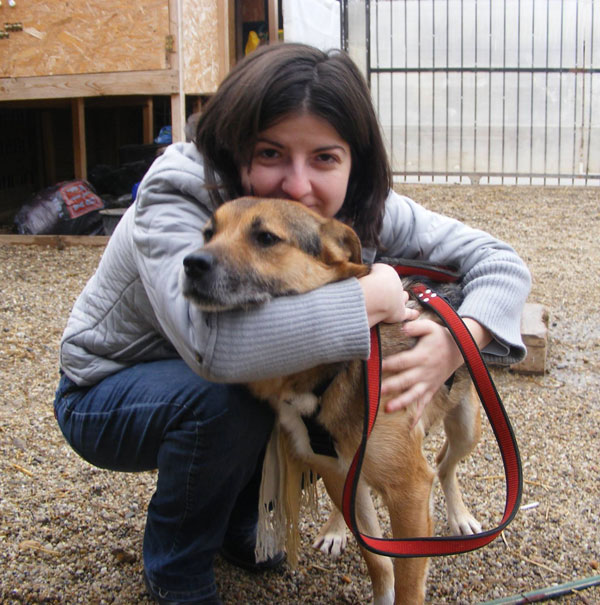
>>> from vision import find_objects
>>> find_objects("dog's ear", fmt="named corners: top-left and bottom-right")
top-left (319, 218), bottom-right (369, 278)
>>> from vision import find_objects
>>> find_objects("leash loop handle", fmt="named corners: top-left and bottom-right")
top-left (341, 279), bottom-right (523, 558)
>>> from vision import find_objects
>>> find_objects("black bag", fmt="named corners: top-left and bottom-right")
top-left (14, 180), bottom-right (105, 235)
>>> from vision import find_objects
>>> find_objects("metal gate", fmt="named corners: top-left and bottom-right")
top-left (346, 0), bottom-right (600, 184)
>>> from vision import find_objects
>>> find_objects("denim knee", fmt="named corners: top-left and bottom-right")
top-left (53, 361), bottom-right (274, 472)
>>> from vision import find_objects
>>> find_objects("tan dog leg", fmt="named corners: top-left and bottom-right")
top-left (436, 388), bottom-right (482, 535)
top-left (384, 470), bottom-right (434, 605)
top-left (316, 469), bottom-right (395, 605)
top-left (312, 508), bottom-right (347, 558)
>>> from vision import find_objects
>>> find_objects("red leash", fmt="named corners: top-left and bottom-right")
top-left (341, 273), bottom-right (523, 557)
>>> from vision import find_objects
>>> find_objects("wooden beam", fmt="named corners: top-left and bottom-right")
top-left (71, 98), bottom-right (87, 180)
top-left (0, 234), bottom-right (110, 247)
top-left (142, 97), bottom-right (154, 144)
top-left (2, 96), bottom-right (160, 109)
top-left (0, 70), bottom-right (180, 102)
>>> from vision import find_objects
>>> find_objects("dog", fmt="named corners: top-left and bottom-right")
top-left (181, 197), bottom-right (482, 605)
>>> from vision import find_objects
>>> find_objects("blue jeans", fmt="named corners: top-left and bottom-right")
top-left (54, 359), bottom-right (274, 602)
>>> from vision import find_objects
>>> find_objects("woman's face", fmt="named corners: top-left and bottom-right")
top-left (240, 112), bottom-right (352, 218)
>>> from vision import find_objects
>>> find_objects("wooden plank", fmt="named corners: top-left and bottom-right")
top-left (2, 96), bottom-right (157, 109)
top-left (0, 70), bottom-right (180, 102)
top-left (510, 303), bottom-right (549, 375)
top-left (0, 234), bottom-right (110, 247)
top-left (71, 98), bottom-right (87, 180)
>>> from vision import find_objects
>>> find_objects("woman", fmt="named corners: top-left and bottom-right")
top-left (55, 43), bottom-right (530, 604)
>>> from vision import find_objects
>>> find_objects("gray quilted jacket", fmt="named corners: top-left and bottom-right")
top-left (60, 142), bottom-right (531, 386)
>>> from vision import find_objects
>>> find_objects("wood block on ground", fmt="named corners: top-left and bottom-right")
top-left (510, 303), bottom-right (549, 374)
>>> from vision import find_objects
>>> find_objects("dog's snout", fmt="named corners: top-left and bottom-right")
top-left (183, 251), bottom-right (215, 279)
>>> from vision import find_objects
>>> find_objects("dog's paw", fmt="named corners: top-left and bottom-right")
top-left (449, 510), bottom-right (482, 536)
top-left (312, 530), bottom-right (348, 558)
top-left (373, 589), bottom-right (395, 605)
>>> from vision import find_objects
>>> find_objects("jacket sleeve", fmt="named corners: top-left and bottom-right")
top-left (380, 191), bottom-right (532, 365)
top-left (131, 144), bottom-right (371, 383)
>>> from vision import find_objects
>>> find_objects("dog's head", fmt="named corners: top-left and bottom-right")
top-left (181, 197), bottom-right (369, 311)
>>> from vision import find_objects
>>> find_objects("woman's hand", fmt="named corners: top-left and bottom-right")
top-left (381, 317), bottom-right (492, 426)
top-left (358, 263), bottom-right (420, 326)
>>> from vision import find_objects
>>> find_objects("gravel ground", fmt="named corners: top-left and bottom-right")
top-left (0, 185), bottom-right (598, 604)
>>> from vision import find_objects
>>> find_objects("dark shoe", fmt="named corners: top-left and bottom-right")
top-left (144, 570), bottom-right (223, 605)
top-left (221, 533), bottom-right (286, 573)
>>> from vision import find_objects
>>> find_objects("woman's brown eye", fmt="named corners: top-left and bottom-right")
top-left (258, 148), bottom-right (279, 160)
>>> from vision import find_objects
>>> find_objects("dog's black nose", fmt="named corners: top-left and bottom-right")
top-left (183, 252), bottom-right (215, 279)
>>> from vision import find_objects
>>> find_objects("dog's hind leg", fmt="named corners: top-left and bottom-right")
top-left (437, 386), bottom-right (482, 535)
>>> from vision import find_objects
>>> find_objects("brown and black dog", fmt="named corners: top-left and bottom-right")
top-left (181, 197), bottom-right (481, 605)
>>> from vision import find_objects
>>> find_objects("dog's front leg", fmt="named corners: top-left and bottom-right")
top-left (312, 507), bottom-right (348, 558)
top-left (276, 394), bottom-right (319, 459)
top-left (316, 471), bottom-right (395, 605)
top-left (383, 469), bottom-right (433, 605)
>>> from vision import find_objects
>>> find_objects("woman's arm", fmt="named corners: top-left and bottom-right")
top-left (376, 191), bottom-right (530, 421)
top-left (130, 144), bottom-right (372, 383)
top-left (380, 191), bottom-right (531, 363)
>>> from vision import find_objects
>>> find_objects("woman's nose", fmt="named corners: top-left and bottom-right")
top-left (280, 163), bottom-right (312, 200)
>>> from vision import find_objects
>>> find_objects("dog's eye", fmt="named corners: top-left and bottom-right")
top-left (255, 230), bottom-right (281, 247)
top-left (203, 227), bottom-right (214, 243)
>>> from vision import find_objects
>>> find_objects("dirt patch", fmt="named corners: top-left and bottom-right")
top-left (0, 185), bottom-right (598, 604)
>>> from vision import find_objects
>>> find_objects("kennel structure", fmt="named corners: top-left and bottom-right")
top-left (0, 0), bottom-right (281, 221)
top-left (1, 0), bottom-right (231, 168)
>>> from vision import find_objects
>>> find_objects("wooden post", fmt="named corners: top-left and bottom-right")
top-left (142, 97), bottom-right (154, 144)
top-left (71, 98), bottom-right (87, 180)
top-left (217, 0), bottom-right (235, 80)
top-left (268, 0), bottom-right (279, 44)
top-left (171, 94), bottom-right (185, 143)
top-left (170, 0), bottom-right (185, 143)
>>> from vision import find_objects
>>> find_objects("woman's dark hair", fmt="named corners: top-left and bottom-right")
top-left (195, 43), bottom-right (392, 247)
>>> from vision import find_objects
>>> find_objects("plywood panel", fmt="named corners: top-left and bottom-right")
top-left (181, 0), bottom-right (222, 94)
top-left (0, 0), bottom-right (170, 78)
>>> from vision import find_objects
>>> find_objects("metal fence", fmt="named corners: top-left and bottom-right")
top-left (346, 0), bottom-right (600, 185)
